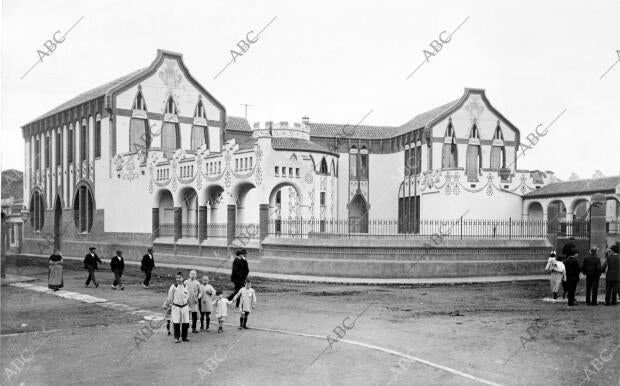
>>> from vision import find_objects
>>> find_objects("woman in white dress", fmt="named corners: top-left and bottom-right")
top-left (545, 251), bottom-right (566, 299)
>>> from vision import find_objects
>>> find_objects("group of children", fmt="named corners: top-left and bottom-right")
top-left (162, 270), bottom-right (257, 343)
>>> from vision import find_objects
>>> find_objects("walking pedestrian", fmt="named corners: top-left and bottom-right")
top-left (582, 248), bottom-right (602, 305)
top-left (544, 251), bottom-right (565, 299)
top-left (164, 272), bottom-right (190, 343)
top-left (602, 244), bottom-right (619, 306)
top-left (229, 249), bottom-right (249, 306)
top-left (141, 247), bottom-right (155, 289)
top-left (83, 247), bottom-right (102, 288)
top-left (110, 250), bottom-right (125, 290)
top-left (564, 252), bottom-right (581, 306)
top-left (48, 250), bottom-right (64, 291)
top-left (184, 270), bottom-right (201, 333)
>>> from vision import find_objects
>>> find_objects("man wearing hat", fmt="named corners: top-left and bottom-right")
top-left (229, 249), bottom-right (249, 306)
top-left (110, 250), bottom-right (125, 290)
top-left (602, 243), bottom-right (619, 305)
top-left (141, 247), bottom-right (156, 289)
top-left (582, 247), bottom-right (602, 305)
top-left (83, 247), bottom-right (102, 288)
top-left (563, 251), bottom-right (581, 306)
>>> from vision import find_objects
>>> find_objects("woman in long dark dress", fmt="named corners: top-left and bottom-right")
top-left (48, 251), bottom-right (64, 291)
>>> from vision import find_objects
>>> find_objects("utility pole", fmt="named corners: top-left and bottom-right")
top-left (240, 104), bottom-right (253, 120)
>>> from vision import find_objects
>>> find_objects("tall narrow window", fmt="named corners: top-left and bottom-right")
top-left (129, 118), bottom-right (149, 152)
top-left (349, 146), bottom-right (358, 178)
top-left (319, 158), bottom-right (328, 174)
top-left (68, 128), bottom-right (74, 164)
top-left (359, 146), bottom-right (368, 179)
top-left (73, 185), bottom-right (94, 233)
top-left (30, 191), bottom-right (45, 231)
top-left (466, 122), bottom-right (481, 181)
top-left (35, 137), bottom-right (41, 170)
top-left (490, 121), bottom-right (505, 170)
top-left (132, 87), bottom-right (146, 110)
top-left (441, 118), bottom-right (458, 169)
top-left (191, 98), bottom-right (209, 149)
top-left (80, 123), bottom-right (88, 161)
top-left (56, 131), bottom-right (62, 166)
top-left (161, 122), bottom-right (180, 159)
top-left (191, 125), bottom-right (207, 149)
top-left (44, 135), bottom-right (50, 169)
top-left (95, 118), bottom-right (101, 157)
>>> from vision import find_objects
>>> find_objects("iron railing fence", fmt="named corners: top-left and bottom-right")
top-left (555, 220), bottom-right (590, 238)
top-left (235, 223), bottom-right (260, 240)
top-left (267, 218), bottom-right (549, 239)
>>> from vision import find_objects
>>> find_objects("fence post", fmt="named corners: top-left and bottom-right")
top-left (460, 217), bottom-right (463, 239)
top-left (509, 217), bottom-right (511, 240)
top-left (259, 204), bottom-right (269, 243)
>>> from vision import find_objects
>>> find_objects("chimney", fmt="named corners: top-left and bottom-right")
top-left (301, 116), bottom-right (309, 125)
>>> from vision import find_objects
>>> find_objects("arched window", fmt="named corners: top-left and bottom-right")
top-left (68, 126), bottom-right (74, 164)
top-left (466, 122), bottom-right (482, 181)
top-left (44, 134), bottom-right (50, 168)
top-left (80, 121), bottom-right (88, 161)
top-left (73, 185), bottom-right (94, 233)
top-left (130, 87), bottom-right (149, 153)
top-left (56, 130), bottom-right (62, 166)
top-left (349, 194), bottom-right (368, 233)
top-left (331, 159), bottom-right (336, 176)
top-left (162, 97), bottom-right (180, 158)
top-left (191, 98), bottom-right (208, 149)
top-left (29, 191), bottom-right (45, 231)
top-left (490, 121), bottom-right (506, 170)
top-left (441, 118), bottom-right (458, 168)
top-left (319, 158), bottom-right (329, 174)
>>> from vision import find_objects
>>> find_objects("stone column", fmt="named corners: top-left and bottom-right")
top-left (227, 204), bottom-right (236, 247)
top-left (547, 202), bottom-right (559, 249)
top-left (590, 193), bottom-right (606, 259)
top-left (199, 205), bottom-right (208, 242)
top-left (259, 204), bottom-right (269, 242)
top-left (152, 208), bottom-right (159, 240)
top-left (174, 207), bottom-right (182, 241)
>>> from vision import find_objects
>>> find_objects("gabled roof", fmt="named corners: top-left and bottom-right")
top-left (524, 176), bottom-right (620, 198)
top-left (22, 49), bottom-right (226, 128)
top-left (306, 89), bottom-right (517, 141)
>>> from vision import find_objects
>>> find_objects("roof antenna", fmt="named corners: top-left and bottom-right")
top-left (240, 104), bottom-right (253, 120)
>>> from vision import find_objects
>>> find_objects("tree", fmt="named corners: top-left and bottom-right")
top-left (592, 170), bottom-right (605, 179)
top-left (568, 172), bottom-right (580, 181)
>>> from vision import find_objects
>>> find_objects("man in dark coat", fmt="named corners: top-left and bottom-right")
top-left (563, 251), bottom-right (581, 306)
top-left (141, 247), bottom-right (155, 289)
top-left (582, 248), bottom-right (602, 305)
top-left (110, 250), bottom-right (125, 290)
top-left (602, 243), bottom-right (619, 305)
top-left (228, 249), bottom-right (249, 306)
top-left (83, 247), bottom-right (102, 288)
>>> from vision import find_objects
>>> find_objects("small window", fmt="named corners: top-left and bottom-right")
top-left (320, 192), bottom-right (326, 206)
top-left (80, 123), bottom-right (88, 161)
top-left (34, 137), bottom-right (41, 170)
top-left (275, 191), bottom-right (281, 205)
top-left (275, 166), bottom-right (280, 176)
top-left (289, 167), bottom-right (293, 177)
top-left (132, 87), bottom-right (147, 110)
top-left (295, 168), bottom-right (300, 178)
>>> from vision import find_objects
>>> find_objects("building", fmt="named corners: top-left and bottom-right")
top-left (1, 169), bottom-right (24, 251)
top-left (25, 49), bottom-right (613, 278)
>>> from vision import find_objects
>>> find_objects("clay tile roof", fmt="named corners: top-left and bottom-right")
top-left (308, 99), bottom-right (460, 140)
top-left (524, 176), bottom-right (620, 198)
top-left (271, 137), bottom-right (337, 156)
top-left (226, 116), bottom-right (252, 131)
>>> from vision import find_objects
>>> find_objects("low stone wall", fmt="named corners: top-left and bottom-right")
top-left (258, 237), bottom-right (552, 278)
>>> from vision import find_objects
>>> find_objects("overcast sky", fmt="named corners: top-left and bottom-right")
top-left (1, 0), bottom-right (619, 180)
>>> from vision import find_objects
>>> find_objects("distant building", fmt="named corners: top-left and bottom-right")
top-left (1, 169), bottom-right (24, 250)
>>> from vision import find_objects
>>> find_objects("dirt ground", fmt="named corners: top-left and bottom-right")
top-left (1, 255), bottom-right (619, 386)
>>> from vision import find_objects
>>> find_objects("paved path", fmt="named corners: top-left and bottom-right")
top-left (5, 274), bottom-right (504, 386)
top-left (17, 253), bottom-right (548, 285)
